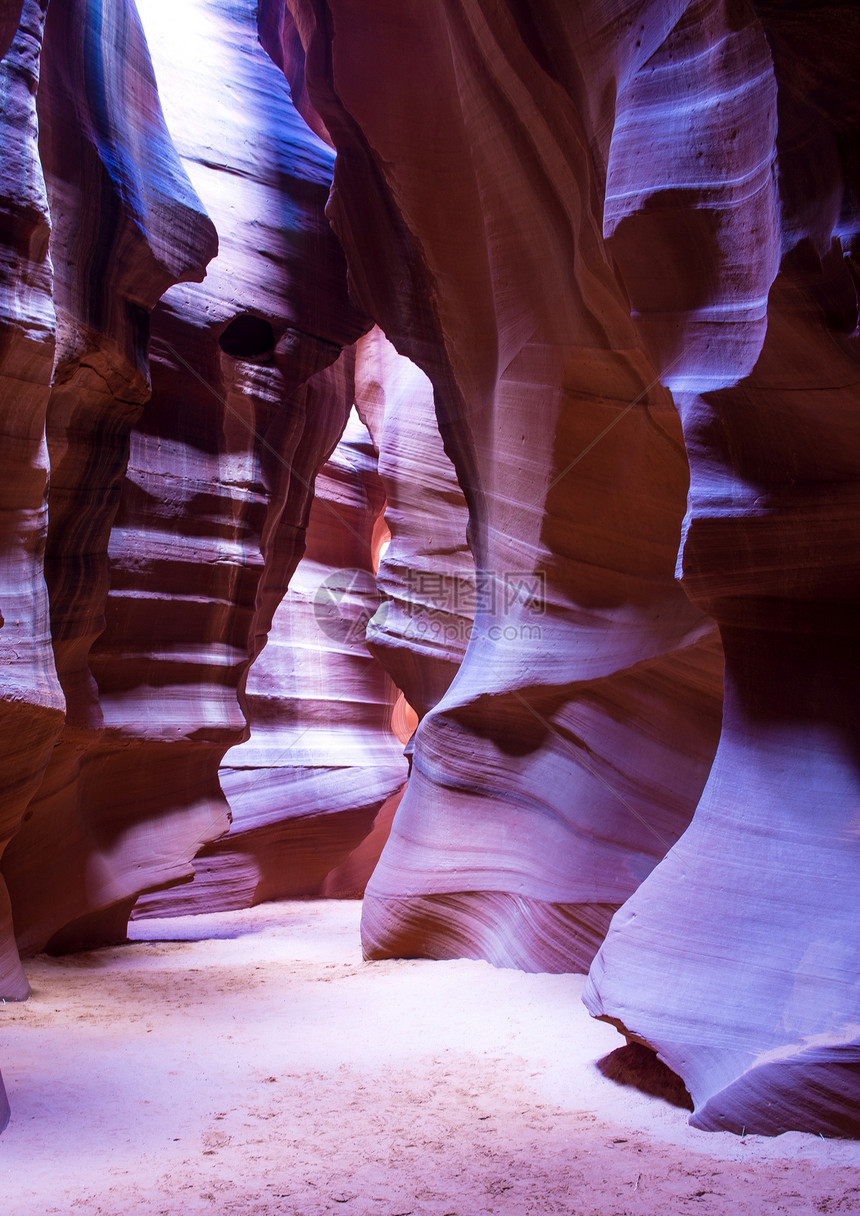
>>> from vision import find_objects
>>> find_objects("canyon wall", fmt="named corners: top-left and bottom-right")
top-left (584, 1), bottom-right (860, 1137)
top-left (265, 0), bottom-right (859, 1134)
top-left (0, 0), bottom-right (371, 974)
top-left (135, 407), bottom-right (407, 915)
top-left (356, 328), bottom-right (474, 726)
top-left (265, 0), bottom-right (725, 977)
top-left (0, 0), bottom-right (65, 1002)
top-left (0, 0), bottom-right (216, 994)
top-left (0, 0), bottom-right (855, 1142)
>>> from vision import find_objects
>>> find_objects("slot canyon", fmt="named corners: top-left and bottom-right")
top-left (0, 0), bottom-right (858, 1211)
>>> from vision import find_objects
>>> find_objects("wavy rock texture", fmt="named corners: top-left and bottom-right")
top-left (2, 0), bottom-right (367, 960)
top-left (0, 0), bottom-right (851, 1144)
top-left (134, 408), bottom-right (407, 915)
top-left (584, 1), bottom-right (860, 1137)
top-left (0, 0), bottom-right (216, 969)
top-left (268, 0), bottom-right (725, 974)
top-left (356, 328), bottom-right (474, 723)
top-left (2, 0), bottom-right (216, 994)
top-left (270, 0), bottom-right (860, 1134)
top-left (0, 0), bottom-right (65, 1002)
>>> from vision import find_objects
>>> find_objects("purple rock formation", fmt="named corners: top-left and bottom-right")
top-left (135, 408), bottom-right (407, 915)
top-left (0, 0), bottom-right (854, 1142)
top-left (0, 0), bottom-right (215, 995)
top-left (2, 0), bottom-right (367, 961)
top-left (356, 328), bottom-right (474, 723)
top-left (265, 0), bottom-right (724, 974)
top-left (584, 1), bottom-right (860, 1137)
top-left (263, 0), bottom-right (859, 1134)
top-left (0, 0), bottom-right (65, 1003)
top-left (0, 0), bottom-right (217, 967)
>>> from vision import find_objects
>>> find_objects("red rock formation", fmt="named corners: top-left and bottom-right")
top-left (135, 408), bottom-right (407, 915)
top-left (0, 0), bottom-right (852, 1142)
top-left (0, 0), bottom-right (65, 1002)
top-left (0, 0), bottom-right (218, 997)
top-left (0, 0), bottom-right (216, 970)
top-left (584, 1), bottom-right (860, 1138)
top-left (266, 0), bottom-right (859, 1134)
top-left (2, 0), bottom-right (367, 961)
top-left (356, 328), bottom-right (474, 723)
top-left (266, 0), bottom-right (724, 973)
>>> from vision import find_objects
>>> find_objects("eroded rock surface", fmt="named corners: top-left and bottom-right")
top-left (2, 0), bottom-right (367, 960)
top-left (357, 328), bottom-right (474, 724)
top-left (135, 408), bottom-right (407, 915)
top-left (0, 0), bottom-right (65, 1002)
top-left (0, 0), bottom-right (214, 993)
top-left (0, 0), bottom-right (854, 1143)
top-left (267, 0), bottom-right (724, 973)
top-left (267, 0), bottom-right (859, 1134)
top-left (584, 0), bottom-right (860, 1137)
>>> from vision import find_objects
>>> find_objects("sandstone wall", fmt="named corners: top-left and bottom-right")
top-left (265, 0), bottom-right (724, 976)
top-left (135, 407), bottom-right (407, 915)
top-left (1, 0), bottom-right (368, 965)
top-left (0, 0), bottom-right (215, 992)
top-left (265, 0), bottom-right (859, 1133)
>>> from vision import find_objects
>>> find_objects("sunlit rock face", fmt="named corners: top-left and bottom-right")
top-left (0, 0), bottom-right (65, 1002)
top-left (266, 1), bottom-right (724, 973)
top-left (2, 0), bottom-right (367, 961)
top-left (134, 408), bottom-right (407, 915)
top-left (268, 0), bottom-right (859, 1133)
top-left (356, 328), bottom-right (474, 723)
top-left (584, 0), bottom-right (860, 1139)
top-left (0, 0), bottom-right (214, 997)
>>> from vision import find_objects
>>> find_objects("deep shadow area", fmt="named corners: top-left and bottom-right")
top-left (597, 1041), bottom-right (694, 1110)
top-left (218, 312), bottom-right (275, 358)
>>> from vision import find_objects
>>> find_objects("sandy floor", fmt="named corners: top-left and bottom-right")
top-left (0, 902), bottom-right (858, 1216)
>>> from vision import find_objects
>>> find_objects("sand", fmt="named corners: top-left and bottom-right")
top-left (0, 901), bottom-right (857, 1216)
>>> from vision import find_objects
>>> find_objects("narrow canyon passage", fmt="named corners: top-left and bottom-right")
top-left (0, 0), bottom-right (858, 1179)
top-left (1, 902), bottom-right (857, 1216)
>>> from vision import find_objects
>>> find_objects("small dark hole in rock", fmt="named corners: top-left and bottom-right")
top-left (597, 1041), bottom-right (694, 1110)
top-left (218, 313), bottom-right (275, 358)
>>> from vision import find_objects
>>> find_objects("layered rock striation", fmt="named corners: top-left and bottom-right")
top-left (266, 0), bottom-right (725, 973)
top-left (0, 0), bottom-right (854, 1143)
top-left (356, 328), bottom-right (474, 725)
top-left (2, 0), bottom-right (368, 963)
top-left (0, 0), bottom-right (66, 1002)
top-left (0, 0), bottom-right (215, 995)
top-left (136, 408), bottom-right (407, 915)
top-left (266, 0), bottom-right (860, 1134)
top-left (584, 0), bottom-right (860, 1137)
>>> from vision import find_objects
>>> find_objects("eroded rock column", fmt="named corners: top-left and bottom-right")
top-left (0, 0), bottom-right (217, 961)
top-left (584, 1), bottom-right (860, 1135)
top-left (135, 406), bottom-right (408, 914)
top-left (4, 0), bottom-right (367, 955)
top-left (0, 0), bottom-right (64, 999)
top-left (267, 0), bottom-right (724, 972)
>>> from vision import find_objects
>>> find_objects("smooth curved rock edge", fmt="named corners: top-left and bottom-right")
top-left (0, 0), bottom-right (377, 965)
top-left (362, 893), bottom-right (621, 975)
top-left (0, 0), bottom-right (854, 1147)
top-left (134, 408), bottom-right (408, 917)
top-left (0, 0), bottom-right (217, 995)
top-left (266, 0), bottom-right (860, 1137)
